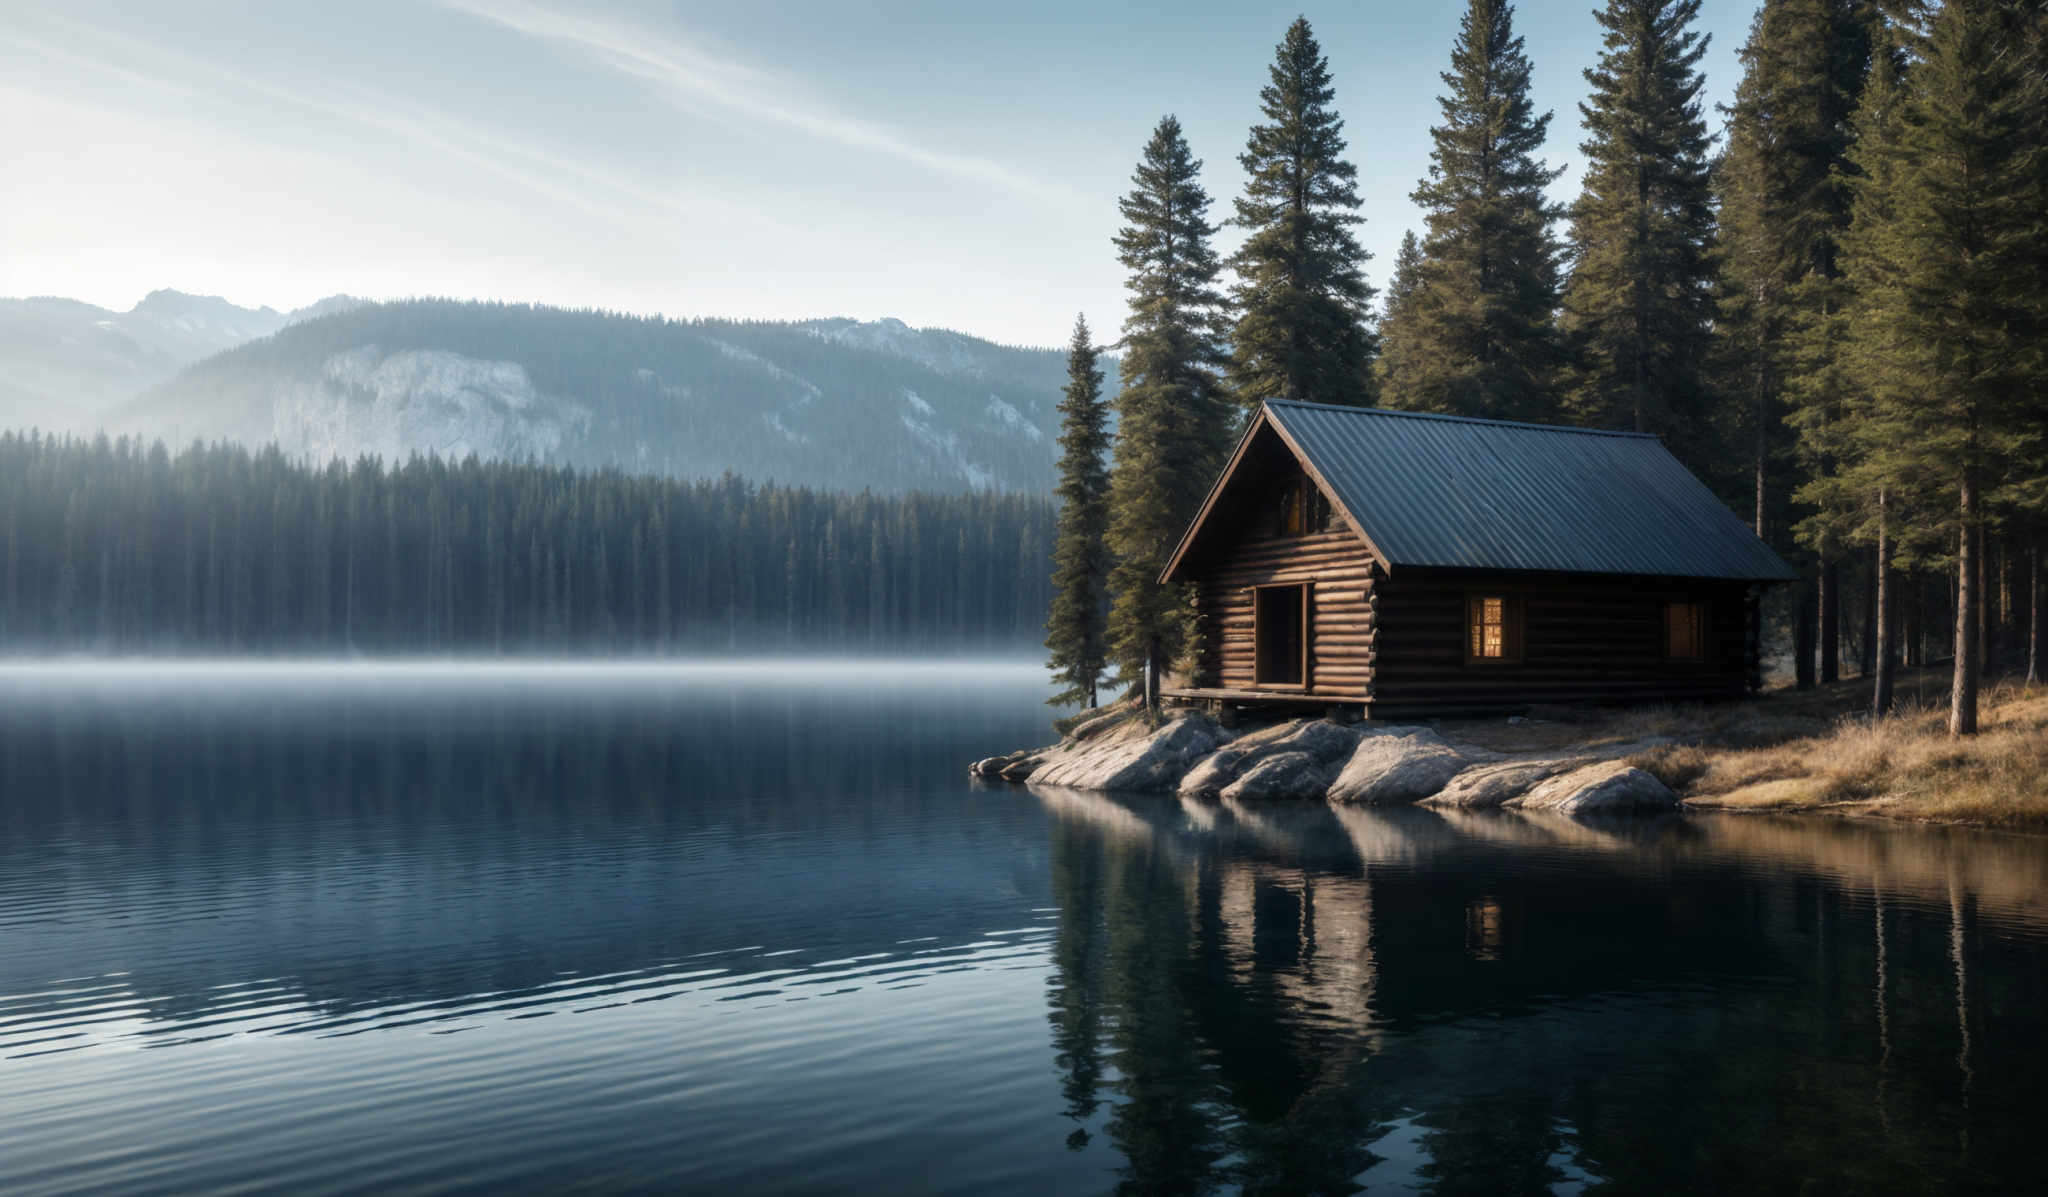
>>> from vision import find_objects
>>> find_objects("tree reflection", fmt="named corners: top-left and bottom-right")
top-left (1036, 790), bottom-right (2048, 1194)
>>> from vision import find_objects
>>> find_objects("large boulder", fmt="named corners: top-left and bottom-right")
top-left (1326, 727), bottom-right (1469, 805)
top-left (1508, 760), bottom-right (1678, 813)
top-left (1219, 751), bottom-right (1336, 802)
top-left (1178, 718), bottom-right (1360, 800)
top-left (1424, 759), bottom-right (1568, 808)
top-left (1029, 711), bottom-right (1229, 792)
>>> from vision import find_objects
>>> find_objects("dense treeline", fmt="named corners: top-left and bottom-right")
top-left (1058, 0), bottom-right (2045, 731)
top-left (0, 434), bottom-right (1052, 653)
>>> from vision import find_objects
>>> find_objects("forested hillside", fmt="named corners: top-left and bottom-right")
top-left (115, 301), bottom-right (1108, 495)
top-left (0, 434), bottom-right (1052, 653)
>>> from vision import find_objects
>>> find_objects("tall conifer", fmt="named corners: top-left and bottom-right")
top-left (1560, 0), bottom-right (1717, 457)
top-left (1374, 231), bottom-right (1429, 403)
top-left (1833, 0), bottom-right (2043, 734)
top-left (1045, 314), bottom-right (1112, 709)
top-left (1106, 117), bottom-right (1234, 709)
top-left (1379, 0), bottom-right (1564, 421)
top-left (1227, 18), bottom-right (1376, 411)
top-left (1717, 0), bottom-right (1876, 689)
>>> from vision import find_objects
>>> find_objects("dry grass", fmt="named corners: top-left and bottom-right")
top-left (1640, 675), bottom-right (2048, 829)
top-left (1437, 666), bottom-right (2048, 830)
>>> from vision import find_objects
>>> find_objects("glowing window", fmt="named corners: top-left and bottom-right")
top-left (1467, 595), bottom-right (1520, 662)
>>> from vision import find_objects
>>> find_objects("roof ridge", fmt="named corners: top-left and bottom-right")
top-left (1263, 398), bottom-right (1661, 439)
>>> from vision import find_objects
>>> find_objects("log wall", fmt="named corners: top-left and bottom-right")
top-left (1368, 570), bottom-right (1753, 715)
top-left (1191, 527), bottom-right (1380, 698)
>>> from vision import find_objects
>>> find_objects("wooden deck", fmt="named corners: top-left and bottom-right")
top-left (1162, 687), bottom-right (1369, 706)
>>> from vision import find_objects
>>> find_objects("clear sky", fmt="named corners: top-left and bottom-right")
top-left (1, 0), bottom-right (1759, 347)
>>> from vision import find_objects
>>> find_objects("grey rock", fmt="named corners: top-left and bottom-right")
top-left (1029, 712), bottom-right (1228, 792)
top-left (1177, 747), bottom-right (1252, 799)
top-left (1425, 759), bottom-right (1568, 808)
top-left (1176, 718), bottom-right (1359, 800)
top-left (1219, 751), bottom-right (1334, 802)
top-left (1508, 760), bottom-right (1678, 813)
top-left (1326, 727), bottom-right (1469, 805)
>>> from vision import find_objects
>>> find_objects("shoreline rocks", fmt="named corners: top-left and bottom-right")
top-left (971, 704), bottom-right (1679, 813)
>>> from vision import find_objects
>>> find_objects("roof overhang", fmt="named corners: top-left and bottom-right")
top-left (1158, 403), bottom-right (1390, 584)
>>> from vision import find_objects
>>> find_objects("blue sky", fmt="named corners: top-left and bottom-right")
top-left (0, 0), bottom-right (1759, 347)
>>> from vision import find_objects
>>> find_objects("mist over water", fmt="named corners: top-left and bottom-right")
top-left (0, 662), bottom-right (2042, 1193)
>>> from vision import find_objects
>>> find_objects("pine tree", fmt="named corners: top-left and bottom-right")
top-left (1106, 116), bottom-right (1234, 711)
top-left (1378, 0), bottom-right (1564, 421)
top-left (1716, 0), bottom-right (1875, 535)
top-left (1559, 0), bottom-right (1717, 457)
top-left (1786, 15), bottom-right (1909, 712)
top-left (1373, 231), bottom-right (1429, 403)
top-left (1835, 0), bottom-right (2043, 735)
top-left (1046, 314), bottom-right (1112, 709)
top-left (1226, 18), bottom-right (1376, 412)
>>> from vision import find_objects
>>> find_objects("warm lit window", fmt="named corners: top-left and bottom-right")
top-left (1665, 602), bottom-right (1707, 660)
top-left (1466, 595), bottom-right (1521, 662)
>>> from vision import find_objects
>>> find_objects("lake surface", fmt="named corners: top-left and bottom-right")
top-left (1, 662), bottom-right (2043, 1194)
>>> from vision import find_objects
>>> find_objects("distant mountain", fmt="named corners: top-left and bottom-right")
top-left (0, 289), bottom-right (358, 430)
top-left (113, 300), bottom-right (1112, 493)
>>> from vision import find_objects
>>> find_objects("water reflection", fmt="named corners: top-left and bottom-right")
top-left (0, 667), bottom-right (2042, 1193)
top-left (1035, 789), bottom-right (2048, 1194)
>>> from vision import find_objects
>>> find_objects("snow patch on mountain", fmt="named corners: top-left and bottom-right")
top-left (271, 348), bottom-right (589, 463)
top-left (708, 337), bottom-right (823, 400)
top-left (807, 317), bottom-right (993, 378)
top-left (902, 388), bottom-right (935, 417)
top-left (984, 395), bottom-right (1042, 441)
top-left (898, 409), bottom-right (993, 490)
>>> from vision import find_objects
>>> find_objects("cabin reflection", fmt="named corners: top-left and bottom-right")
top-left (1031, 787), bottom-right (2048, 1194)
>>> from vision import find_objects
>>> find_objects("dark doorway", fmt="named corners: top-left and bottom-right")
top-left (1254, 584), bottom-right (1307, 687)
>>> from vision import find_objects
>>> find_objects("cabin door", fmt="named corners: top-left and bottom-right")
top-left (1253, 583), bottom-right (1310, 689)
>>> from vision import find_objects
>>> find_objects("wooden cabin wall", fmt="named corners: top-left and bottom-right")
top-left (1368, 571), bottom-right (1751, 714)
top-left (1191, 528), bottom-right (1378, 698)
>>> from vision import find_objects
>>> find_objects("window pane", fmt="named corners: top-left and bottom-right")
top-left (1471, 596), bottom-right (1509, 659)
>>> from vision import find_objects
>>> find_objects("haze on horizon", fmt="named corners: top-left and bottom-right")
top-left (3, 0), bottom-right (1752, 348)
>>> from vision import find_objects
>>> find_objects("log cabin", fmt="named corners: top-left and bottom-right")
top-left (1160, 400), bottom-right (1796, 720)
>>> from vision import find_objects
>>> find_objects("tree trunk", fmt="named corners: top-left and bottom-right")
top-left (1951, 480), bottom-right (1979, 737)
top-left (1144, 642), bottom-right (1160, 718)
top-left (1976, 523), bottom-right (1990, 674)
top-left (2029, 538), bottom-right (2040, 687)
top-left (1873, 494), bottom-right (1894, 718)
top-left (1860, 546), bottom-right (1878, 678)
top-left (1795, 574), bottom-right (1817, 690)
top-left (1820, 558), bottom-right (1841, 684)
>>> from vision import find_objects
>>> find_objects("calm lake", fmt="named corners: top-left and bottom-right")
top-left (1, 661), bottom-right (2043, 1194)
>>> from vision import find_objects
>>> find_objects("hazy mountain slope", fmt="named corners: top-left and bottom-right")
top-left (117, 300), bottom-right (1112, 493)
top-left (0, 289), bottom-right (357, 431)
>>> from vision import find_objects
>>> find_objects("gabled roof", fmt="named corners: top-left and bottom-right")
top-left (1164, 400), bottom-right (1796, 582)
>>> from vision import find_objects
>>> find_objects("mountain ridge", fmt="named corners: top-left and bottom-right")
top-left (108, 298), bottom-right (1112, 494)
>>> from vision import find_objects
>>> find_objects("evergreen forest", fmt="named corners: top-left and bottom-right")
top-left (0, 434), bottom-right (1052, 653)
top-left (1053, 0), bottom-right (2046, 736)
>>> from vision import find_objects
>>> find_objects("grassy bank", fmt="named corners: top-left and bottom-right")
top-left (1444, 669), bottom-right (2048, 830)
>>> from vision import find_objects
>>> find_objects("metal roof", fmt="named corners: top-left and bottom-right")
top-left (1252, 400), bottom-right (1796, 580)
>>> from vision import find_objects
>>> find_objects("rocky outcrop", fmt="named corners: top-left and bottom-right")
top-left (1425, 759), bottom-right (1572, 808)
top-left (1220, 751), bottom-right (1335, 802)
top-left (1178, 719), bottom-right (1360, 801)
top-left (1507, 760), bottom-right (1677, 813)
top-left (1326, 728), bottom-right (1469, 805)
top-left (1025, 710), bottom-right (1230, 792)
top-left (975, 707), bottom-right (1680, 813)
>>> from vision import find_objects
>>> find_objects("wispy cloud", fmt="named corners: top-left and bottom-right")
top-left (0, 14), bottom-right (776, 235)
top-left (439, 0), bottom-right (1080, 207)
